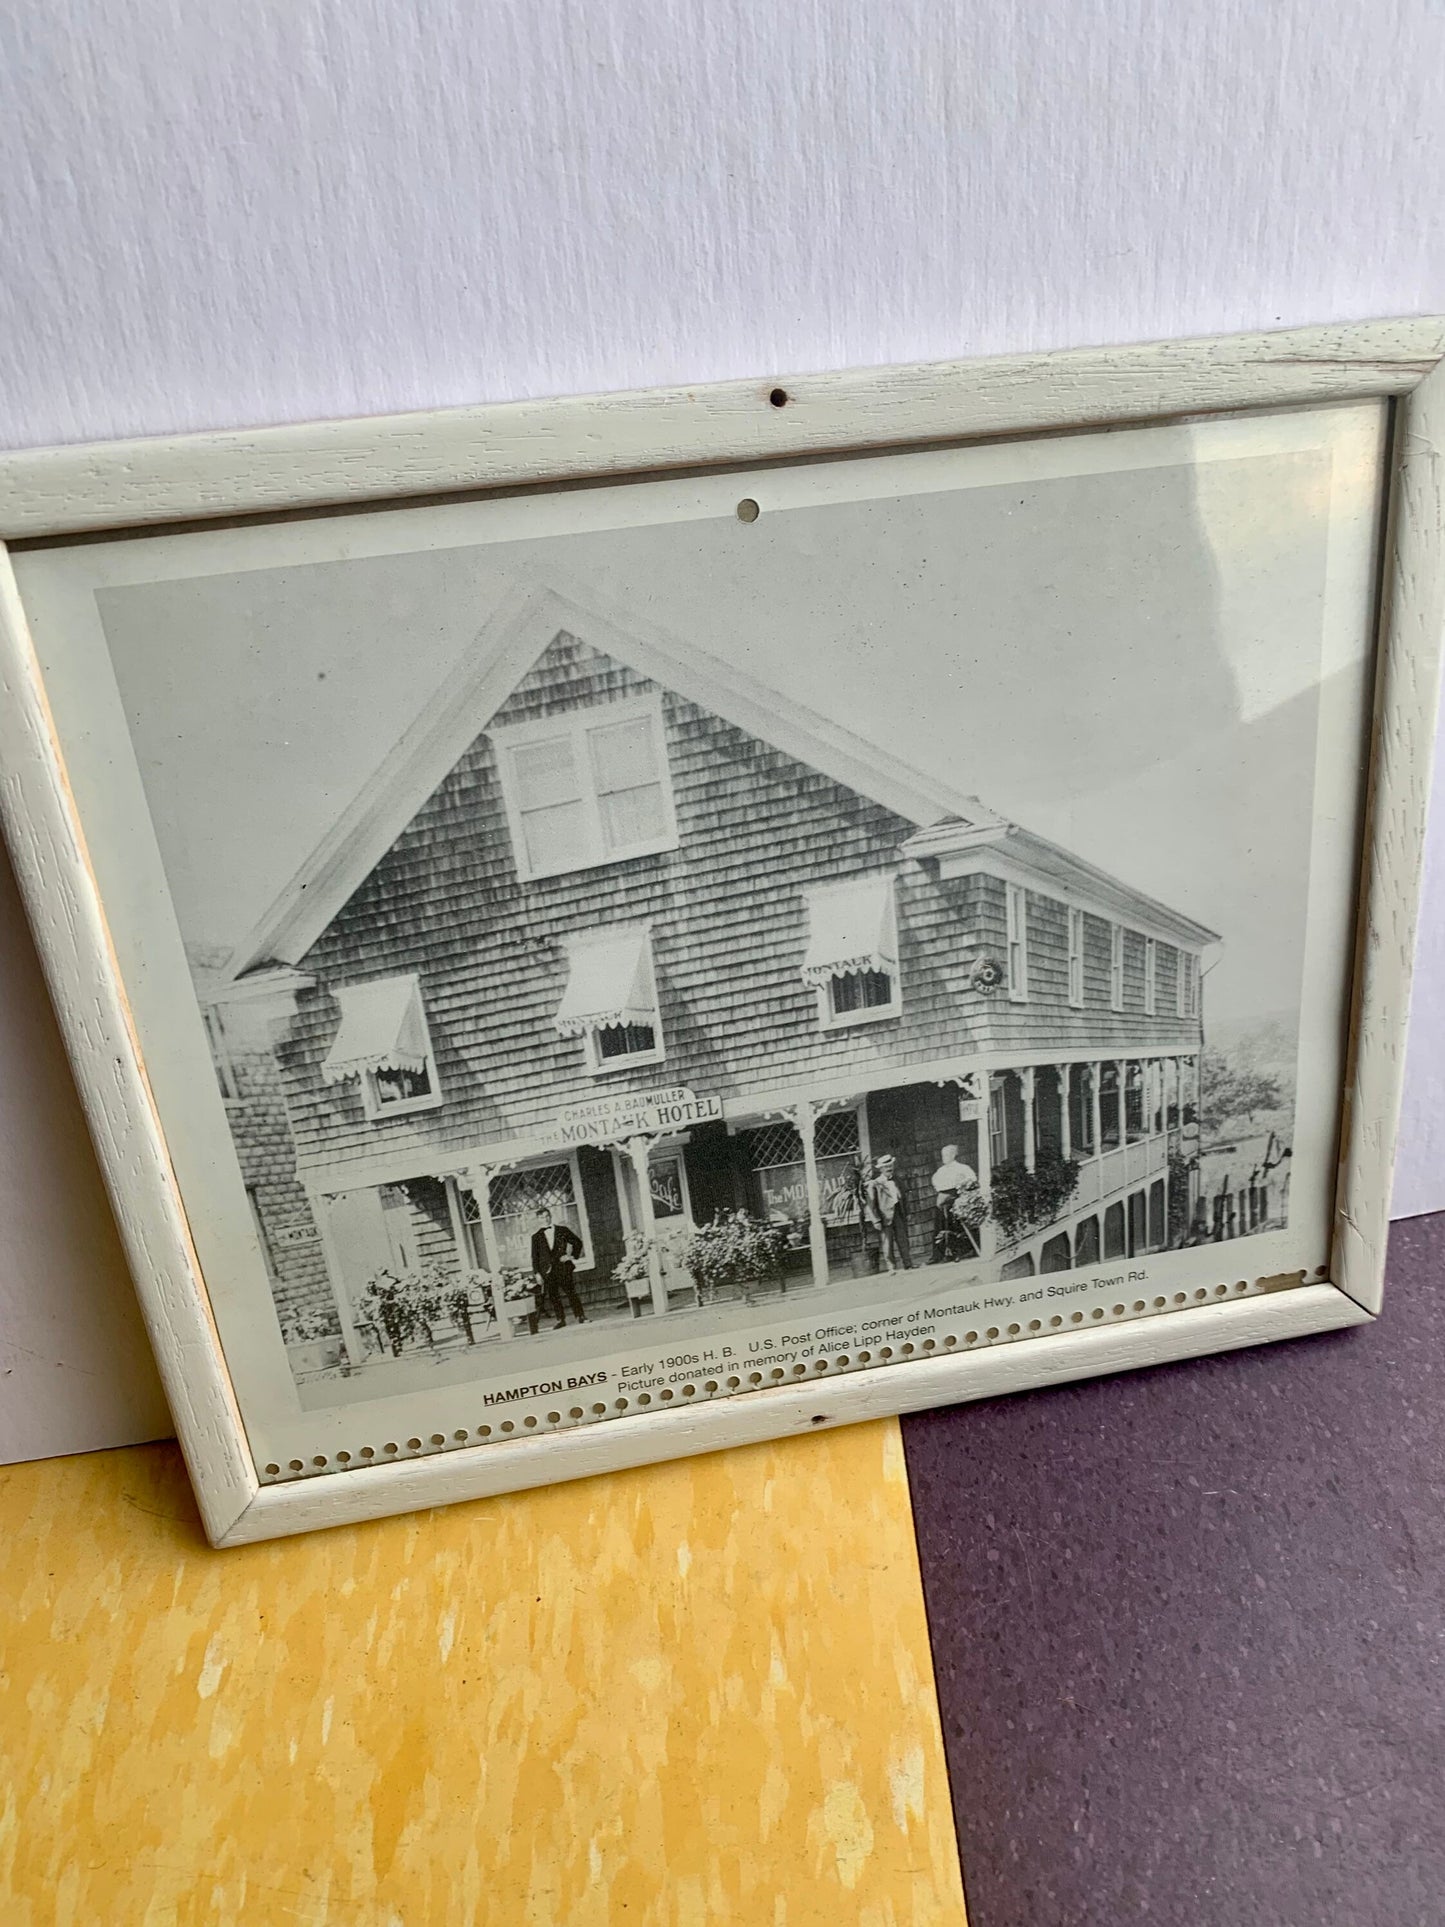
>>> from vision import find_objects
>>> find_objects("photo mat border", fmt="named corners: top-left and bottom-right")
top-left (0, 317), bottom-right (1440, 1545)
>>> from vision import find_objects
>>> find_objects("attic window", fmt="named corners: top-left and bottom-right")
top-left (802, 875), bottom-right (901, 1029)
top-left (321, 975), bottom-right (442, 1120)
top-left (491, 695), bottom-right (678, 880)
top-left (554, 927), bottom-right (665, 1073)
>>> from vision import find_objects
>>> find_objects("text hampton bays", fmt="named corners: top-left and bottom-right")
top-left (556, 1086), bottom-right (723, 1145)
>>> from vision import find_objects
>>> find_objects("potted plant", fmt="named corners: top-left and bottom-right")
top-left (357, 1269), bottom-right (419, 1357)
top-left (444, 1268), bottom-right (494, 1344)
top-left (683, 1212), bottom-right (789, 1306)
top-left (613, 1235), bottom-right (656, 1316)
top-left (356, 1265), bottom-right (445, 1356)
top-left (499, 1267), bottom-right (539, 1331)
top-left (281, 1310), bottom-right (348, 1377)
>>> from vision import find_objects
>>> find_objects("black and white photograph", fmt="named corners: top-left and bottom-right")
top-left (12, 399), bottom-right (1383, 1457)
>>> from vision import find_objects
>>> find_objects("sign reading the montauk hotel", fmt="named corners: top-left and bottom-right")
top-left (556, 1086), bottom-right (724, 1146)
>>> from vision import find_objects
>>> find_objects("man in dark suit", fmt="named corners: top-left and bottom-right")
top-left (529, 1208), bottom-right (586, 1330)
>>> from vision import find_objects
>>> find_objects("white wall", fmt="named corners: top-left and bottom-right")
top-left (2, 0), bottom-right (1443, 1461)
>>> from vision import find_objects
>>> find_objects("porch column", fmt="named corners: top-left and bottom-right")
top-left (463, 1164), bottom-right (510, 1339)
top-left (463, 1165), bottom-right (503, 1272)
top-left (611, 1146), bottom-right (634, 1238)
top-left (794, 1101), bottom-right (831, 1290)
top-left (1090, 1061), bottom-right (1103, 1158)
top-left (1020, 1068), bottom-right (1037, 1174)
top-left (312, 1191), bottom-right (365, 1370)
top-left (975, 1077), bottom-right (996, 1262)
top-left (1059, 1064), bottom-right (1072, 1164)
top-left (443, 1175), bottom-right (471, 1266)
top-left (1119, 1059), bottom-right (1130, 1137)
top-left (625, 1135), bottom-right (667, 1317)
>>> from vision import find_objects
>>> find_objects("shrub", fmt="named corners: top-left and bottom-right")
top-left (683, 1213), bottom-right (790, 1304)
top-left (947, 1186), bottom-right (991, 1233)
top-left (988, 1154), bottom-right (1080, 1245)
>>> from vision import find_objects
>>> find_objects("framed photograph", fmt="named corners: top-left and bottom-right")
top-left (2, 320), bottom-right (1441, 1545)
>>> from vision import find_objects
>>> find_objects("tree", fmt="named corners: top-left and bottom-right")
top-left (1199, 1048), bottom-right (1283, 1136)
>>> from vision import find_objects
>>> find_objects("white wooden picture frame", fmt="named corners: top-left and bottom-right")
top-left (0, 318), bottom-right (1440, 1546)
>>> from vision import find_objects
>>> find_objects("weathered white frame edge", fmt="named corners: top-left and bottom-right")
top-left (0, 316), bottom-right (1439, 1547)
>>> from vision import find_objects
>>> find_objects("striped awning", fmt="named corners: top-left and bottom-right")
top-left (555, 928), bottom-right (655, 1037)
top-left (321, 976), bottom-right (430, 1084)
top-left (801, 875), bottom-right (897, 986)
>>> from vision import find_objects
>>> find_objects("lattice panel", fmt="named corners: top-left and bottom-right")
top-left (744, 1123), bottom-right (804, 1171)
top-left (489, 1163), bottom-right (578, 1221)
top-left (815, 1110), bottom-right (861, 1159)
top-left (744, 1110), bottom-right (860, 1170)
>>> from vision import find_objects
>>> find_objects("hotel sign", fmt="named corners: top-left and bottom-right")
top-left (556, 1085), bottom-right (723, 1146)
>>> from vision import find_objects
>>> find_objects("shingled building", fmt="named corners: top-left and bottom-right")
top-left (206, 589), bottom-right (1216, 1362)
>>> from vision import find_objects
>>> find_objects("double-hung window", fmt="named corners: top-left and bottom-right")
top-left (803, 875), bottom-right (902, 1029)
top-left (1067, 907), bottom-right (1085, 1008)
top-left (555, 926), bottom-right (664, 1073)
top-left (492, 695), bottom-right (677, 880)
top-left (1006, 884), bottom-right (1029, 1002)
top-left (1144, 936), bottom-right (1157, 1016)
top-left (1178, 951), bottom-right (1200, 1018)
top-left (482, 1162), bottom-right (591, 1271)
top-left (1109, 924), bottom-right (1125, 1012)
top-left (321, 974), bottom-right (443, 1120)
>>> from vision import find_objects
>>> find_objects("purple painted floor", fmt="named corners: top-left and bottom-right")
top-left (903, 1212), bottom-right (1445, 1927)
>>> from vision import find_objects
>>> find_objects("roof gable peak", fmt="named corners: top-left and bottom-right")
top-left (222, 579), bottom-right (986, 979)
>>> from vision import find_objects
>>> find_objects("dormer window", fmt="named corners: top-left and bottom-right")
top-left (803, 875), bottom-right (901, 1029)
top-left (321, 975), bottom-right (442, 1120)
top-left (555, 927), bottom-right (664, 1073)
top-left (491, 695), bottom-right (678, 880)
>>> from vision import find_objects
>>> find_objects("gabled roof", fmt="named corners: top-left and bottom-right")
top-left (223, 582), bottom-right (1004, 977)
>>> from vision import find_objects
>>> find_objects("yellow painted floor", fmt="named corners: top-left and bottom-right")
top-left (0, 1421), bottom-right (967, 1927)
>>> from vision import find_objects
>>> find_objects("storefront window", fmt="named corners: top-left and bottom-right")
top-left (480, 1163), bottom-right (587, 1271)
top-left (743, 1111), bottom-right (861, 1227)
